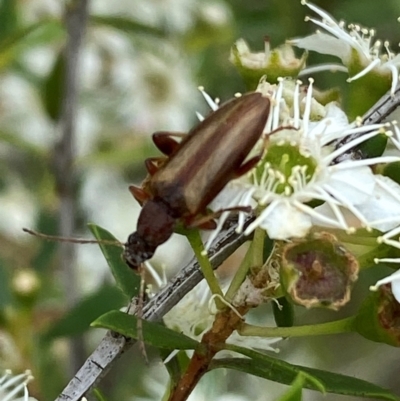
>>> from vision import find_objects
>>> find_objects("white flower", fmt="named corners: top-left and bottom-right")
top-left (163, 280), bottom-right (280, 353)
top-left (164, 280), bottom-right (214, 341)
top-left (289, 1), bottom-right (400, 94)
top-left (0, 370), bottom-right (37, 401)
top-left (371, 225), bottom-right (400, 302)
top-left (208, 78), bottom-right (397, 243)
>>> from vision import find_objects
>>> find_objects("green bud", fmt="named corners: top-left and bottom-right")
top-left (230, 38), bottom-right (307, 90)
top-left (279, 232), bottom-right (359, 310)
top-left (355, 284), bottom-right (400, 346)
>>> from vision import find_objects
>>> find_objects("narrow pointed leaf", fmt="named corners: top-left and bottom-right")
top-left (41, 50), bottom-right (65, 122)
top-left (210, 345), bottom-right (399, 401)
top-left (93, 310), bottom-right (199, 350)
top-left (88, 224), bottom-right (140, 298)
top-left (0, 20), bottom-right (62, 69)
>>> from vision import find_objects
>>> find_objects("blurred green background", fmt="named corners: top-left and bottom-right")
top-left (1, 0), bottom-right (400, 400)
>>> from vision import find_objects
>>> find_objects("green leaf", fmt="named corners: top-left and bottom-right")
top-left (210, 345), bottom-right (399, 401)
top-left (93, 310), bottom-right (199, 350)
top-left (88, 224), bottom-right (140, 298)
top-left (0, 20), bottom-right (61, 70)
top-left (42, 284), bottom-right (127, 341)
top-left (41, 50), bottom-right (65, 122)
top-left (90, 15), bottom-right (165, 37)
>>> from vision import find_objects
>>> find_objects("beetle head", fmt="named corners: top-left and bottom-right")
top-left (123, 232), bottom-right (156, 270)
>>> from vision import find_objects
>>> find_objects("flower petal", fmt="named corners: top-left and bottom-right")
top-left (290, 32), bottom-right (350, 61)
top-left (259, 201), bottom-right (312, 239)
top-left (357, 175), bottom-right (400, 231)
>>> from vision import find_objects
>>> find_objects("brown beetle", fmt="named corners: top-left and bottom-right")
top-left (124, 92), bottom-right (271, 269)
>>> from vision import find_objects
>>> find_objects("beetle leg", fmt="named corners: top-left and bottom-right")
top-left (186, 206), bottom-right (252, 229)
top-left (234, 154), bottom-right (263, 177)
top-left (145, 157), bottom-right (166, 175)
top-left (152, 131), bottom-right (186, 155)
top-left (129, 185), bottom-right (150, 205)
top-left (190, 219), bottom-right (217, 230)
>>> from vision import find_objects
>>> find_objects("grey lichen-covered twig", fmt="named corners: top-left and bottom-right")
top-left (362, 85), bottom-right (400, 125)
top-left (333, 85), bottom-right (400, 162)
top-left (55, 84), bottom-right (400, 401)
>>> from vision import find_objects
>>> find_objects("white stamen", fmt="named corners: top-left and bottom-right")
top-left (347, 58), bottom-right (381, 82)
top-left (293, 80), bottom-right (301, 128)
top-left (198, 87), bottom-right (218, 111)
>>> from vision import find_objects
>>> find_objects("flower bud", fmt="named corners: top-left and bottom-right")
top-left (280, 232), bottom-right (359, 310)
top-left (230, 38), bottom-right (307, 90)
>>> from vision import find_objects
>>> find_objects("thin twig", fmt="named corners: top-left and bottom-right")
top-left (362, 85), bottom-right (400, 125)
top-left (54, 0), bottom-right (89, 375)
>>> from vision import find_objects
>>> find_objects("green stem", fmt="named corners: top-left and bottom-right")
top-left (225, 245), bottom-right (252, 302)
top-left (186, 230), bottom-right (223, 298)
top-left (239, 316), bottom-right (356, 338)
top-left (225, 228), bottom-right (265, 302)
top-left (251, 227), bottom-right (265, 267)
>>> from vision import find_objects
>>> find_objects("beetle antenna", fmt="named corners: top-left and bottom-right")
top-left (22, 228), bottom-right (123, 247)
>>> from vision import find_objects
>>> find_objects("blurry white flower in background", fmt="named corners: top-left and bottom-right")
top-left (0, 370), bottom-right (37, 401)
top-left (92, 0), bottom-right (197, 33)
top-left (0, 333), bottom-right (23, 372)
top-left (0, 182), bottom-right (37, 238)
